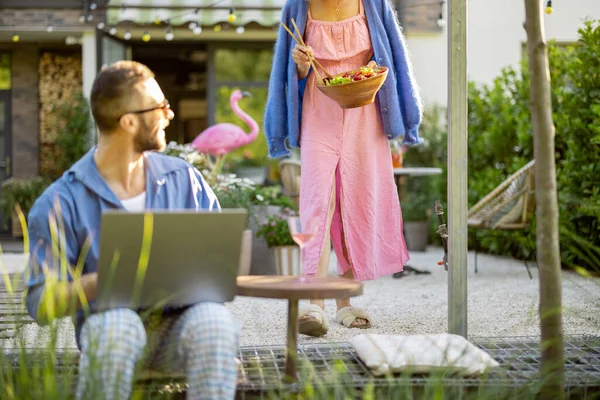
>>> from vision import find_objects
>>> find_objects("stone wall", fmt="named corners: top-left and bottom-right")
top-left (38, 50), bottom-right (83, 179)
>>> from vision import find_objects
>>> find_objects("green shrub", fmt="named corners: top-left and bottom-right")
top-left (255, 208), bottom-right (297, 248)
top-left (553, 21), bottom-right (600, 271)
top-left (0, 177), bottom-right (50, 229)
top-left (466, 19), bottom-right (600, 271)
top-left (42, 92), bottom-right (92, 181)
top-left (402, 105), bottom-right (448, 241)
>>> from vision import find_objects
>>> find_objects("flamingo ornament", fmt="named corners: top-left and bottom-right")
top-left (191, 90), bottom-right (259, 180)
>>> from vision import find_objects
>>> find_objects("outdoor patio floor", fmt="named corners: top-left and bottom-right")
top-left (1, 246), bottom-right (599, 398)
top-left (234, 336), bottom-right (600, 399)
top-left (2, 337), bottom-right (599, 399)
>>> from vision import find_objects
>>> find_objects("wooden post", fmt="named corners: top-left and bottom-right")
top-left (523, 1), bottom-right (565, 398)
top-left (447, 0), bottom-right (468, 338)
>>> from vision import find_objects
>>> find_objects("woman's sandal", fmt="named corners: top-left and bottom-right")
top-left (298, 304), bottom-right (329, 337)
top-left (335, 306), bottom-right (372, 329)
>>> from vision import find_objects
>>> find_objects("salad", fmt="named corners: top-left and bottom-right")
top-left (325, 65), bottom-right (387, 86)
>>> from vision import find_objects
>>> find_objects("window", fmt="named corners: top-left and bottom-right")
top-left (215, 49), bottom-right (273, 83)
top-left (0, 53), bottom-right (11, 90)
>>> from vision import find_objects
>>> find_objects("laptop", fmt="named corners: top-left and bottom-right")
top-left (95, 208), bottom-right (247, 311)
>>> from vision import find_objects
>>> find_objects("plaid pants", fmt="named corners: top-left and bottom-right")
top-left (76, 303), bottom-right (240, 400)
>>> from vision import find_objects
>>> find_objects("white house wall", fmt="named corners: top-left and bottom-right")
top-left (405, 0), bottom-right (600, 108)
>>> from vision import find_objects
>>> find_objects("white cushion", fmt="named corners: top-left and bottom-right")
top-left (349, 333), bottom-right (500, 376)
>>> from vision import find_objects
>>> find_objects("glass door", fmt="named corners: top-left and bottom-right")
top-left (101, 33), bottom-right (131, 69)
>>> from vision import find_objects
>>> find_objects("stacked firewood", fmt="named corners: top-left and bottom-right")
top-left (38, 51), bottom-right (82, 178)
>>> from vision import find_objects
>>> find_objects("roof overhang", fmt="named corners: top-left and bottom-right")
top-left (106, 0), bottom-right (286, 29)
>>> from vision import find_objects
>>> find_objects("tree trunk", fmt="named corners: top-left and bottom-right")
top-left (523, 1), bottom-right (565, 399)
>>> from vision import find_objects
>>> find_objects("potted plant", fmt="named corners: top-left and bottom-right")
top-left (401, 185), bottom-right (434, 252)
top-left (0, 177), bottom-right (50, 237)
top-left (211, 174), bottom-right (257, 216)
top-left (249, 185), bottom-right (296, 221)
top-left (255, 208), bottom-right (302, 276)
top-left (247, 186), bottom-right (297, 274)
top-left (209, 174), bottom-right (257, 273)
top-left (230, 149), bottom-right (268, 185)
top-left (162, 141), bottom-right (214, 183)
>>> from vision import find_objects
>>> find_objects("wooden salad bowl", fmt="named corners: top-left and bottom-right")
top-left (317, 67), bottom-right (389, 109)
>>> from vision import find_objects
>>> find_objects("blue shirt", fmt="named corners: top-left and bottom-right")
top-left (263, 0), bottom-right (424, 159)
top-left (24, 148), bottom-right (220, 347)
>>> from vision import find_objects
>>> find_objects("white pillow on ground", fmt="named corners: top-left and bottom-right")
top-left (349, 333), bottom-right (500, 376)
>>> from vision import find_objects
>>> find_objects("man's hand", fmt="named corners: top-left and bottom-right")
top-left (78, 272), bottom-right (98, 302)
top-left (37, 272), bottom-right (98, 324)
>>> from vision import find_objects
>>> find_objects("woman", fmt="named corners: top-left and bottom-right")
top-left (264, 0), bottom-right (423, 336)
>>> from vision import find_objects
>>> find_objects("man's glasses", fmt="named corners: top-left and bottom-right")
top-left (117, 99), bottom-right (170, 122)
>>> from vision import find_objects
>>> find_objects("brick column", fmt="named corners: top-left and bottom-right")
top-left (11, 44), bottom-right (40, 178)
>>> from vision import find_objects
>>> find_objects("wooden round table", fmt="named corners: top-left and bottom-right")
top-left (236, 275), bottom-right (363, 382)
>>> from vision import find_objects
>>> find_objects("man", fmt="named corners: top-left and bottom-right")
top-left (24, 61), bottom-right (239, 400)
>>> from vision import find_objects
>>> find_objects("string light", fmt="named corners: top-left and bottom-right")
top-left (165, 25), bottom-right (174, 41)
top-left (108, 0), bottom-right (445, 31)
top-left (109, 1), bottom-right (451, 39)
top-left (97, 21), bottom-right (105, 30)
top-left (437, 0), bottom-right (446, 27)
top-left (12, 33), bottom-right (19, 42)
top-left (227, 8), bottom-right (236, 23)
top-left (109, 27), bottom-right (117, 35)
top-left (545, 1), bottom-right (553, 14)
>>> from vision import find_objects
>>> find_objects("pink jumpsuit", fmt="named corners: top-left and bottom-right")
top-left (299, 0), bottom-right (409, 281)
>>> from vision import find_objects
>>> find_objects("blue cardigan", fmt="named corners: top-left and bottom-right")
top-left (264, 0), bottom-right (423, 158)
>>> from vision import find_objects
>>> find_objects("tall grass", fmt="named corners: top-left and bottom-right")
top-left (0, 204), bottom-right (595, 399)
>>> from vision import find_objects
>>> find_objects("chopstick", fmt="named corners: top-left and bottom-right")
top-left (290, 19), bottom-right (333, 81)
top-left (280, 19), bottom-right (333, 83)
top-left (281, 22), bottom-right (332, 81)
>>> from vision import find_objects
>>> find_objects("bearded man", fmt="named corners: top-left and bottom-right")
top-left (24, 61), bottom-right (239, 400)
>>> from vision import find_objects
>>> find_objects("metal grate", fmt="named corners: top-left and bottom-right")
top-left (234, 337), bottom-right (600, 399)
top-left (2, 337), bottom-right (600, 398)
top-left (472, 336), bottom-right (600, 385)
top-left (2, 277), bottom-right (599, 398)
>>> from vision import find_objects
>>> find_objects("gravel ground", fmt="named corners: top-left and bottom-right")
top-left (2, 248), bottom-right (599, 350)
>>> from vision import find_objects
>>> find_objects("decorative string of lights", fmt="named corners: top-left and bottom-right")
top-left (7, 0), bottom-right (555, 43)
top-left (104, 0), bottom-right (235, 41)
top-left (104, 0), bottom-right (455, 42)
